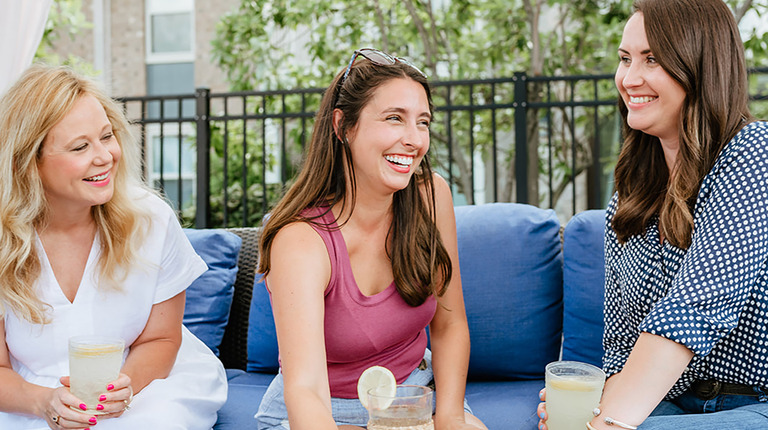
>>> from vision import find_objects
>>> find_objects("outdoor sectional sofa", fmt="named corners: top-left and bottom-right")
top-left (180, 202), bottom-right (608, 430)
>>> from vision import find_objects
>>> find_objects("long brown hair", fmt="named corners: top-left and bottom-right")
top-left (258, 56), bottom-right (450, 306)
top-left (612, 0), bottom-right (752, 247)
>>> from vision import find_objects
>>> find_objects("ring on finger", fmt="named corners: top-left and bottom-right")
top-left (51, 415), bottom-right (60, 424)
top-left (123, 399), bottom-right (131, 411)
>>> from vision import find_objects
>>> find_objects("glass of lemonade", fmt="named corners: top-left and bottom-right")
top-left (68, 335), bottom-right (125, 414)
top-left (367, 385), bottom-right (434, 430)
top-left (545, 361), bottom-right (605, 430)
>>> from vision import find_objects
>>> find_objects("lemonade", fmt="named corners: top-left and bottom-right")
top-left (367, 385), bottom-right (434, 430)
top-left (358, 367), bottom-right (434, 430)
top-left (545, 361), bottom-right (605, 430)
top-left (366, 405), bottom-right (434, 430)
top-left (69, 336), bottom-right (124, 413)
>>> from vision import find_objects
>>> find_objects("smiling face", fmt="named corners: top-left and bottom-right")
top-left (37, 94), bottom-right (121, 217)
top-left (615, 12), bottom-right (686, 146)
top-left (344, 77), bottom-right (431, 196)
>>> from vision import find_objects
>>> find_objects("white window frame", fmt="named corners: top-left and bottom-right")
top-left (145, 0), bottom-right (195, 64)
top-left (144, 123), bottom-right (197, 207)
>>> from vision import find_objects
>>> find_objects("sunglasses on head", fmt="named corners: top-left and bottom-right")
top-left (338, 48), bottom-right (427, 87)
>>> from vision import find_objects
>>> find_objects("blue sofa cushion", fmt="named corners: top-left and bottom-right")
top-left (214, 373), bottom-right (272, 430)
top-left (465, 380), bottom-right (543, 429)
top-left (561, 209), bottom-right (606, 367)
top-left (183, 228), bottom-right (241, 356)
top-left (246, 277), bottom-right (280, 373)
top-left (455, 203), bottom-right (563, 380)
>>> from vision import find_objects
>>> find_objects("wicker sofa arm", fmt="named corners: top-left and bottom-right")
top-left (217, 227), bottom-right (262, 370)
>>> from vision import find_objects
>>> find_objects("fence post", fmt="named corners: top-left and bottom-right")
top-left (195, 87), bottom-right (211, 229)
top-left (513, 72), bottom-right (528, 204)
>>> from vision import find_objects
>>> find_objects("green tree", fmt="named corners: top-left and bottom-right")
top-left (36, 0), bottom-right (94, 71)
top-left (211, 0), bottom-right (767, 214)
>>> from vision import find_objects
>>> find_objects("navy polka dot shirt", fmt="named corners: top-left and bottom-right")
top-left (603, 121), bottom-right (768, 399)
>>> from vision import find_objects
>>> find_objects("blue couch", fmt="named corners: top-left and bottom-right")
top-left (181, 203), bottom-right (607, 430)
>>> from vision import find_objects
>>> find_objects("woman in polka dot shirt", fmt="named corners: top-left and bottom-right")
top-left (537, 0), bottom-right (768, 429)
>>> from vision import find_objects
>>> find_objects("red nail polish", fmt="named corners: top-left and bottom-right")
top-left (99, 395), bottom-right (107, 401)
top-left (107, 384), bottom-right (115, 390)
top-left (97, 404), bottom-right (104, 411)
top-left (79, 403), bottom-right (87, 410)
top-left (89, 416), bottom-right (97, 424)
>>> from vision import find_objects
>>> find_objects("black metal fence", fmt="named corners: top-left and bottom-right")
top-left (119, 67), bottom-right (768, 228)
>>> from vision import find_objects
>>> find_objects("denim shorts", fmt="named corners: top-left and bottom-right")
top-left (255, 349), bottom-right (473, 429)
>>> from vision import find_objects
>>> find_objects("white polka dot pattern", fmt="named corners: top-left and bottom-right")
top-left (603, 121), bottom-right (768, 399)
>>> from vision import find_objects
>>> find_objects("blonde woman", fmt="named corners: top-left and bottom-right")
top-left (0, 65), bottom-right (227, 430)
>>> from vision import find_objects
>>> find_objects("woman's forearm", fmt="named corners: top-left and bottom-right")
top-left (0, 367), bottom-right (50, 416)
top-left (430, 320), bottom-right (471, 420)
top-left (284, 385), bottom-right (339, 430)
top-left (592, 332), bottom-right (693, 429)
top-left (120, 338), bottom-right (179, 393)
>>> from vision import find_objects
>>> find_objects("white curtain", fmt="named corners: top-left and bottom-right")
top-left (0, 0), bottom-right (53, 96)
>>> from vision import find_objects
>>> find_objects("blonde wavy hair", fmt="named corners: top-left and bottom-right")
top-left (0, 64), bottom-right (153, 324)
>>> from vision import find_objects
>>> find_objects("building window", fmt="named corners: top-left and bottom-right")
top-left (145, 0), bottom-right (194, 63)
top-left (147, 125), bottom-right (196, 212)
top-left (145, 0), bottom-right (195, 211)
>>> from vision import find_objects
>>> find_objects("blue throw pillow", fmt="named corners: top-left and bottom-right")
top-left (246, 276), bottom-right (280, 373)
top-left (561, 210), bottom-right (606, 368)
top-left (183, 229), bottom-right (242, 356)
top-left (455, 203), bottom-right (563, 380)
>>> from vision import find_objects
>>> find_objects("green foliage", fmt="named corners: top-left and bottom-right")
top-left (210, 0), bottom-right (768, 214)
top-left (36, 0), bottom-right (95, 72)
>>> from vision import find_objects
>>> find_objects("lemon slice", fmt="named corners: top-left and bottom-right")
top-left (357, 365), bottom-right (396, 410)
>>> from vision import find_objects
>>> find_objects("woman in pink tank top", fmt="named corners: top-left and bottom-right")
top-left (255, 49), bottom-right (487, 430)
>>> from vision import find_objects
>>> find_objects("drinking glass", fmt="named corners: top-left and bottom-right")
top-left (367, 385), bottom-right (434, 430)
top-left (68, 335), bottom-right (125, 414)
top-left (545, 361), bottom-right (605, 430)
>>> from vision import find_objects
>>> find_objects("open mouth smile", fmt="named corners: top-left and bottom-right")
top-left (629, 96), bottom-right (657, 104)
top-left (84, 172), bottom-right (109, 182)
top-left (384, 155), bottom-right (413, 167)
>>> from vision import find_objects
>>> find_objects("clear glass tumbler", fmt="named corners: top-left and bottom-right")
top-left (68, 335), bottom-right (125, 414)
top-left (367, 384), bottom-right (434, 430)
top-left (545, 360), bottom-right (606, 430)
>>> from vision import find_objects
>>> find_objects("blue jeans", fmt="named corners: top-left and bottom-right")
top-left (255, 349), bottom-right (472, 429)
top-left (639, 389), bottom-right (768, 429)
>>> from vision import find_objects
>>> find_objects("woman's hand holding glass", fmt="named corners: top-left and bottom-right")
top-left (43, 373), bottom-right (133, 429)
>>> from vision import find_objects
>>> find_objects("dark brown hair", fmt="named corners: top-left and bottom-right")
top-left (612, 0), bottom-right (752, 247)
top-left (258, 56), bottom-right (450, 306)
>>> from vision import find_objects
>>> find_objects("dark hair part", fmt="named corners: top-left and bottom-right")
top-left (258, 57), bottom-right (451, 306)
top-left (612, 0), bottom-right (752, 247)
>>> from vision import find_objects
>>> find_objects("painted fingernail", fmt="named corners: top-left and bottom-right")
top-left (99, 394), bottom-right (107, 401)
top-left (539, 390), bottom-right (544, 400)
top-left (539, 411), bottom-right (545, 419)
top-left (539, 425), bottom-right (544, 430)
top-left (97, 404), bottom-right (104, 411)
top-left (80, 403), bottom-right (87, 410)
top-left (89, 416), bottom-right (97, 424)
top-left (107, 384), bottom-right (115, 391)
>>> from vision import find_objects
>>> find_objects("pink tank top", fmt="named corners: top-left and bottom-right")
top-left (306, 206), bottom-right (436, 398)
